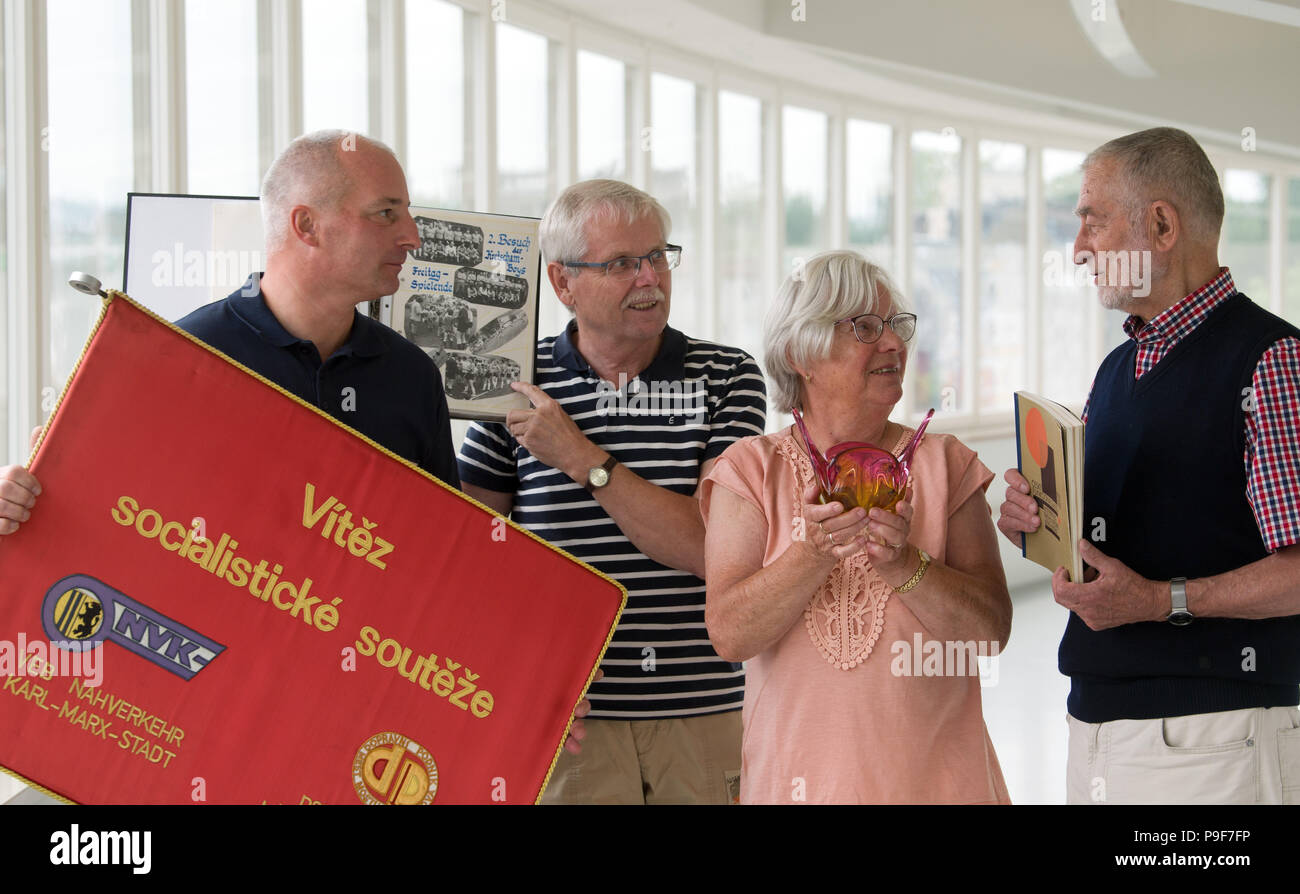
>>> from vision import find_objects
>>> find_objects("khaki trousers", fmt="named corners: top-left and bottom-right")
top-left (1066, 706), bottom-right (1300, 804)
top-left (540, 712), bottom-right (742, 805)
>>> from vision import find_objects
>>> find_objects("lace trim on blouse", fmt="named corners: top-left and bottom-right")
top-left (777, 426), bottom-right (911, 671)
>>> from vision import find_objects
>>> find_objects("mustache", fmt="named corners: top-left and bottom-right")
top-left (622, 288), bottom-right (664, 309)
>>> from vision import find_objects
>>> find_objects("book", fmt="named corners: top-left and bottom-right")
top-left (1013, 391), bottom-right (1085, 582)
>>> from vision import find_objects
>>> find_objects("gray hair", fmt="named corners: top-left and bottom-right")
top-left (260, 130), bottom-right (397, 250)
top-left (539, 179), bottom-right (672, 265)
top-left (764, 250), bottom-right (907, 414)
top-left (1083, 127), bottom-right (1224, 243)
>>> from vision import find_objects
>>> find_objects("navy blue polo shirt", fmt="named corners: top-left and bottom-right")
top-left (175, 279), bottom-right (460, 487)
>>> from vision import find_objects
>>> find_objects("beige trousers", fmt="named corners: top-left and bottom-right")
top-left (539, 711), bottom-right (742, 805)
top-left (1066, 706), bottom-right (1300, 804)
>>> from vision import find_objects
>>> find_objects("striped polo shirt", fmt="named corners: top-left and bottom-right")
top-left (457, 321), bottom-right (767, 719)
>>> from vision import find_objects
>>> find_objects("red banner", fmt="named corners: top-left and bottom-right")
top-left (0, 293), bottom-right (624, 804)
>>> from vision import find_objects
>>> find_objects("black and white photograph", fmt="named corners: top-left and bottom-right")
top-left (453, 266), bottom-right (529, 309)
top-left (401, 292), bottom-right (477, 349)
top-left (468, 307), bottom-right (530, 354)
top-left (412, 217), bottom-right (484, 267)
top-left (443, 351), bottom-right (522, 401)
top-left (389, 206), bottom-right (542, 421)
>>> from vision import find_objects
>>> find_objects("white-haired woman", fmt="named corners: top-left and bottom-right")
top-left (700, 250), bottom-right (1012, 803)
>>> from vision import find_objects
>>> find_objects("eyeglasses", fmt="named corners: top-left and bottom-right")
top-left (563, 245), bottom-right (682, 280)
top-left (835, 312), bottom-right (917, 344)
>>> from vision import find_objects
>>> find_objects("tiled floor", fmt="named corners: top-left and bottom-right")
top-left (981, 582), bottom-right (1072, 804)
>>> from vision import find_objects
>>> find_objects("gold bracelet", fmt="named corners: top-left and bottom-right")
top-left (893, 548), bottom-right (931, 594)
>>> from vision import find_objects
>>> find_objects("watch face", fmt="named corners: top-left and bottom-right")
top-left (589, 467), bottom-right (610, 488)
top-left (1168, 611), bottom-right (1194, 627)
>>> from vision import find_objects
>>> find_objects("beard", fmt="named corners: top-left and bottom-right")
top-left (1096, 282), bottom-right (1140, 310)
top-left (1092, 244), bottom-right (1163, 310)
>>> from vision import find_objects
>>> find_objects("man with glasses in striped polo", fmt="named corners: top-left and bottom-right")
top-left (458, 179), bottom-right (768, 804)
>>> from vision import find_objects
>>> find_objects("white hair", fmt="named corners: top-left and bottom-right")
top-left (539, 179), bottom-right (672, 265)
top-left (260, 130), bottom-right (397, 250)
top-left (1082, 127), bottom-right (1224, 244)
top-left (763, 250), bottom-right (908, 414)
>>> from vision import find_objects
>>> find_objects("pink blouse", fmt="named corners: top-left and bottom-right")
top-left (700, 426), bottom-right (1010, 804)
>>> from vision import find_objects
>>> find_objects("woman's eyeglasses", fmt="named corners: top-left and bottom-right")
top-left (835, 312), bottom-right (917, 344)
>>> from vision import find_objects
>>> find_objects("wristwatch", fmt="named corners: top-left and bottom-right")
top-left (893, 548), bottom-right (931, 594)
top-left (1166, 576), bottom-right (1193, 626)
top-left (585, 455), bottom-right (618, 492)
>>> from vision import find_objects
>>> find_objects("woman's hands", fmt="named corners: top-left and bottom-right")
top-left (864, 487), bottom-right (915, 581)
top-left (798, 482), bottom-right (869, 561)
top-left (797, 482), bottom-right (914, 578)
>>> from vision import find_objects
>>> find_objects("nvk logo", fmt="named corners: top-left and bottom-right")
top-left (41, 574), bottom-right (225, 681)
top-left (353, 732), bottom-right (439, 805)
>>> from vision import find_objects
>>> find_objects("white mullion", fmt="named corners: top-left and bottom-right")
top-left (895, 123), bottom-right (912, 423)
top-left (266, 0), bottom-right (301, 154)
top-left (827, 108), bottom-right (845, 249)
top-left (762, 94), bottom-right (780, 328)
top-left (770, 93), bottom-right (785, 302)
top-left (556, 24), bottom-right (577, 193)
top-left (764, 94), bottom-right (783, 429)
top-left (632, 53), bottom-right (649, 191)
top-left (622, 50), bottom-right (637, 185)
top-left (961, 132), bottom-right (978, 424)
top-left (1282, 176), bottom-right (1296, 318)
top-left (144, 0), bottom-right (185, 192)
top-left (1269, 171), bottom-right (1284, 313)
top-left (372, 0), bottom-right (403, 152)
top-left (130, 0), bottom-right (152, 191)
top-left (5, 0), bottom-right (47, 460)
top-left (255, 0), bottom-right (275, 175)
top-left (699, 70), bottom-right (717, 341)
top-left (1025, 144), bottom-right (1043, 394)
top-left (473, 11), bottom-right (496, 213)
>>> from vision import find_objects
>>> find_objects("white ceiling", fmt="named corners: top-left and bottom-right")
top-left (715, 0), bottom-right (1300, 155)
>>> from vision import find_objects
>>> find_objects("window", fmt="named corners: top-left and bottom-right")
top-left (650, 72), bottom-right (704, 336)
top-left (9, 3), bottom-right (1300, 455)
top-left (978, 140), bottom-right (1027, 414)
top-left (1040, 148), bottom-right (1091, 407)
top-left (405, 0), bottom-right (471, 209)
top-left (185, 0), bottom-right (260, 195)
top-left (495, 23), bottom-right (553, 219)
top-left (1222, 169), bottom-right (1272, 306)
top-left (1287, 178), bottom-right (1300, 324)
top-left (577, 51), bottom-right (627, 181)
top-left (717, 90), bottom-right (765, 361)
top-left (45, 0), bottom-right (135, 393)
top-left (782, 105), bottom-right (827, 280)
top-left (302, 0), bottom-right (370, 135)
top-left (910, 129), bottom-right (962, 416)
top-left (846, 118), bottom-right (892, 266)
